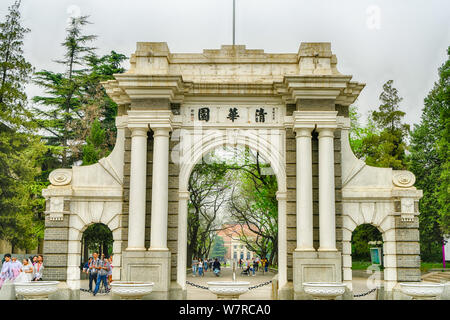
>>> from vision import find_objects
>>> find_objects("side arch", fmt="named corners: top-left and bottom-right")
top-left (66, 201), bottom-right (124, 289)
top-left (342, 202), bottom-right (397, 292)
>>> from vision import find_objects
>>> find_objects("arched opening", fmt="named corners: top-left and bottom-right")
top-left (184, 145), bottom-right (280, 299)
top-left (80, 223), bottom-right (113, 279)
top-left (351, 224), bottom-right (384, 299)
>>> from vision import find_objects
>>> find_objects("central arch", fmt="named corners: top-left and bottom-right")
top-left (176, 129), bottom-right (288, 294)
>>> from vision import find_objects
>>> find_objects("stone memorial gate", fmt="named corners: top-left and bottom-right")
top-left (42, 42), bottom-right (423, 300)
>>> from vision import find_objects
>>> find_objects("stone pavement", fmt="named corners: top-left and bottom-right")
top-left (78, 269), bottom-right (381, 300)
top-left (187, 267), bottom-right (275, 300)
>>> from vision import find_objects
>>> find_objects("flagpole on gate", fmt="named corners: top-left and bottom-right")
top-left (232, 0), bottom-right (236, 45)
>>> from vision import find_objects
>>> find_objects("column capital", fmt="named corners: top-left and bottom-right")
top-left (129, 126), bottom-right (149, 138)
top-left (276, 191), bottom-right (288, 201)
top-left (115, 115), bottom-right (128, 129)
top-left (151, 126), bottom-right (172, 137)
top-left (128, 109), bottom-right (173, 132)
top-left (179, 191), bottom-right (190, 200)
top-left (317, 127), bottom-right (336, 138)
top-left (294, 127), bottom-right (314, 138)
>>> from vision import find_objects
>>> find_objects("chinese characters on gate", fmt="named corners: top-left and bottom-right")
top-left (194, 107), bottom-right (274, 123)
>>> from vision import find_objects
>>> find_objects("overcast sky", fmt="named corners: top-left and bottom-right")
top-left (2, 0), bottom-right (449, 126)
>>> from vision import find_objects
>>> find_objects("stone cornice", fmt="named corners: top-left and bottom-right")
top-left (113, 74), bottom-right (185, 101)
top-left (277, 75), bottom-right (361, 105)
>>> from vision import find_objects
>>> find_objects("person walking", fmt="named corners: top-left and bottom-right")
top-left (191, 257), bottom-right (198, 277)
top-left (93, 256), bottom-right (110, 296)
top-left (212, 258), bottom-right (221, 277)
top-left (107, 256), bottom-right (113, 285)
top-left (263, 257), bottom-right (269, 273)
top-left (88, 252), bottom-right (99, 292)
top-left (83, 257), bottom-right (92, 275)
top-left (198, 258), bottom-right (204, 277)
top-left (251, 259), bottom-right (256, 276)
top-left (203, 259), bottom-right (208, 272)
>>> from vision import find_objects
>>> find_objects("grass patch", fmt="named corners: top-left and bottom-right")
top-left (352, 261), bottom-right (373, 270)
top-left (420, 262), bottom-right (445, 272)
top-left (352, 261), bottom-right (446, 272)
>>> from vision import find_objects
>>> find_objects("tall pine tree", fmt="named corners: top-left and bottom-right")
top-left (33, 16), bottom-right (96, 167)
top-left (0, 0), bottom-right (46, 252)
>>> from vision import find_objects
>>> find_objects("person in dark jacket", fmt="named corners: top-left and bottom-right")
top-left (212, 258), bottom-right (221, 277)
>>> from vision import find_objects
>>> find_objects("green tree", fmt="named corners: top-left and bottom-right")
top-left (360, 80), bottom-right (410, 169)
top-left (188, 155), bottom-right (231, 263)
top-left (82, 119), bottom-right (106, 165)
top-left (0, 0), bottom-right (33, 127)
top-left (228, 148), bottom-right (278, 265)
top-left (74, 51), bottom-right (127, 160)
top-left (0, 0), bottom-right (46, 252)
top-left (33, 16), bottom-right (96, 167)
top-left (210, 236), bottom-right (227, 260)
top-left (410, 47), bottom-right (450, 260)
top-left (349, 105), bottom-right (378, 158)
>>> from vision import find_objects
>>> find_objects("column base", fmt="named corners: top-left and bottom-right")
top-left (295, 248), bottom-right (316, 252)
top-left (122, 250), bottom-right (171, 299)
top-left (293, 250), bottom-right (342, 300)
top-left (126, 247), bottom-right (147, 252)
top-left (278, 282), bottom-right (294, 300)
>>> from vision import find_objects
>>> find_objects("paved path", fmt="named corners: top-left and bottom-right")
top-left (187, 267), bottom-right (275, 300)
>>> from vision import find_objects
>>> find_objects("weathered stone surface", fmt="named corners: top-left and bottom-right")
top-left (43, 241), bottom-right (68, 254)
top-left (44, 228), bottom-right (69, 241)
top-left (395, 229), bottom-right (420, 242)
top-left (396, 242), bottom-right (420, 255)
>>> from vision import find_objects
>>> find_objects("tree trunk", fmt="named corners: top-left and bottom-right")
top-left (187, 246), bottom-right (193, 268)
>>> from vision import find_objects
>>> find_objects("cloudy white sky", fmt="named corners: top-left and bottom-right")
top-left (2, 0), bottom-right (449, 126)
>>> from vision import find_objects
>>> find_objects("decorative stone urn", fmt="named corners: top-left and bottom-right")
top-left (14, 281), bottom-right (59, 300)
top-left (110, 281), bottom-right (154, 300)
top-left (399, 282), bottom-right (444, 300)
top-left (302, 282), bottom-right (347, 300)
top-left (207, 281), bottom-right (250, 300)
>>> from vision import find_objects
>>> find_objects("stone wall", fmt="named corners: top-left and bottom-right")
top-left (168, 137), bottom-right (179, 281)
top-left (285, 129), bottom-right (296, 281)
top-left (394, 216), bottom-right (421, 282)
top-left (43, 210), bottom-right (70, 281)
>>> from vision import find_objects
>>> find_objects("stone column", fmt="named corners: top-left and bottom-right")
top-left (177, 191), bottom-right (190, 290)
top-left (317, 128), bottom-right (337, 252)
top-left (149, 127), bottom-right (171, 251)
top-left (295, 127), bottom-right (315, 251)
top-left (276, 191), bottom-right (288, 288)
top-left (127, 126), bottom-right (149, 251)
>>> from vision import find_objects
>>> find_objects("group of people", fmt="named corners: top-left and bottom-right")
top-left (82, 252), bottom-right (113, 296)
top-left (191, 257), bottom-right (222, 277)
top-left (239, 257), bottom-right (269, 276)
top-left (0, 254), bottom-right (44, 289)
